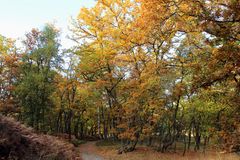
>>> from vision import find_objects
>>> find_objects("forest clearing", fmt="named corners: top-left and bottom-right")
top-left (0, 0), bottom-right (240, 159)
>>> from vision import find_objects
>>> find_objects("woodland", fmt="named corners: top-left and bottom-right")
top-left (0, 0), bottom-right (240, 159)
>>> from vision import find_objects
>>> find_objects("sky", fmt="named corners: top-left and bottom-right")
top-left (0, 0), bottom-right (96, 48)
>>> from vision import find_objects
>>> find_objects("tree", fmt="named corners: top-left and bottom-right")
top-left (136, 0), bottom-right (240, 152)
top-left (16, 24), bottom-right (62, 131)
top-left (71, 0), bottom-right (139, 141)
top-left (0, 35), bottom-right (20, 114)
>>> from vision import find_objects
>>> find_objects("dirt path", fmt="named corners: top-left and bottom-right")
top-left (78, 141), bottom-right (104, 160)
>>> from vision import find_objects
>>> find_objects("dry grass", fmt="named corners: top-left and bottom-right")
top-left (0, 115), bottom-right (81, 160)
top-left (95, 145), bottom-right (240, 160)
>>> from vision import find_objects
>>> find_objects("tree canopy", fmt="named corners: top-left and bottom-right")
top-left (0, 0), bottom-right (239, 155)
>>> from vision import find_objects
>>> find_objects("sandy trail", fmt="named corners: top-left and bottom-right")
top-left (78, 141), bottom-right (104, 160)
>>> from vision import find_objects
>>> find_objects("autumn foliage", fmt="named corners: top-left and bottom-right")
top-left (0, 0), bottom-right (239, 158)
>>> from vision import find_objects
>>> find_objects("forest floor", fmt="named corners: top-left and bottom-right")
top-left (78, 141), bottom-right (240, 160)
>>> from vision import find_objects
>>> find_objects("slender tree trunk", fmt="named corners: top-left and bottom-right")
top-left (97, 106), bottom-right (101, 138)
top-left (194, 124), bottom-right (201, 151)
top-left (203, 136), bottom-right (207, 154)
top-left (56, 109), bottom-right (62, 133)
top-left (74, 114), bottom-right (80, 139)
top-left (183, 134), bottom-right (187, 156)
top-left (68, 110), bottom-right (73, 140)
top-left (188, 123), bottom-right (192, 150)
